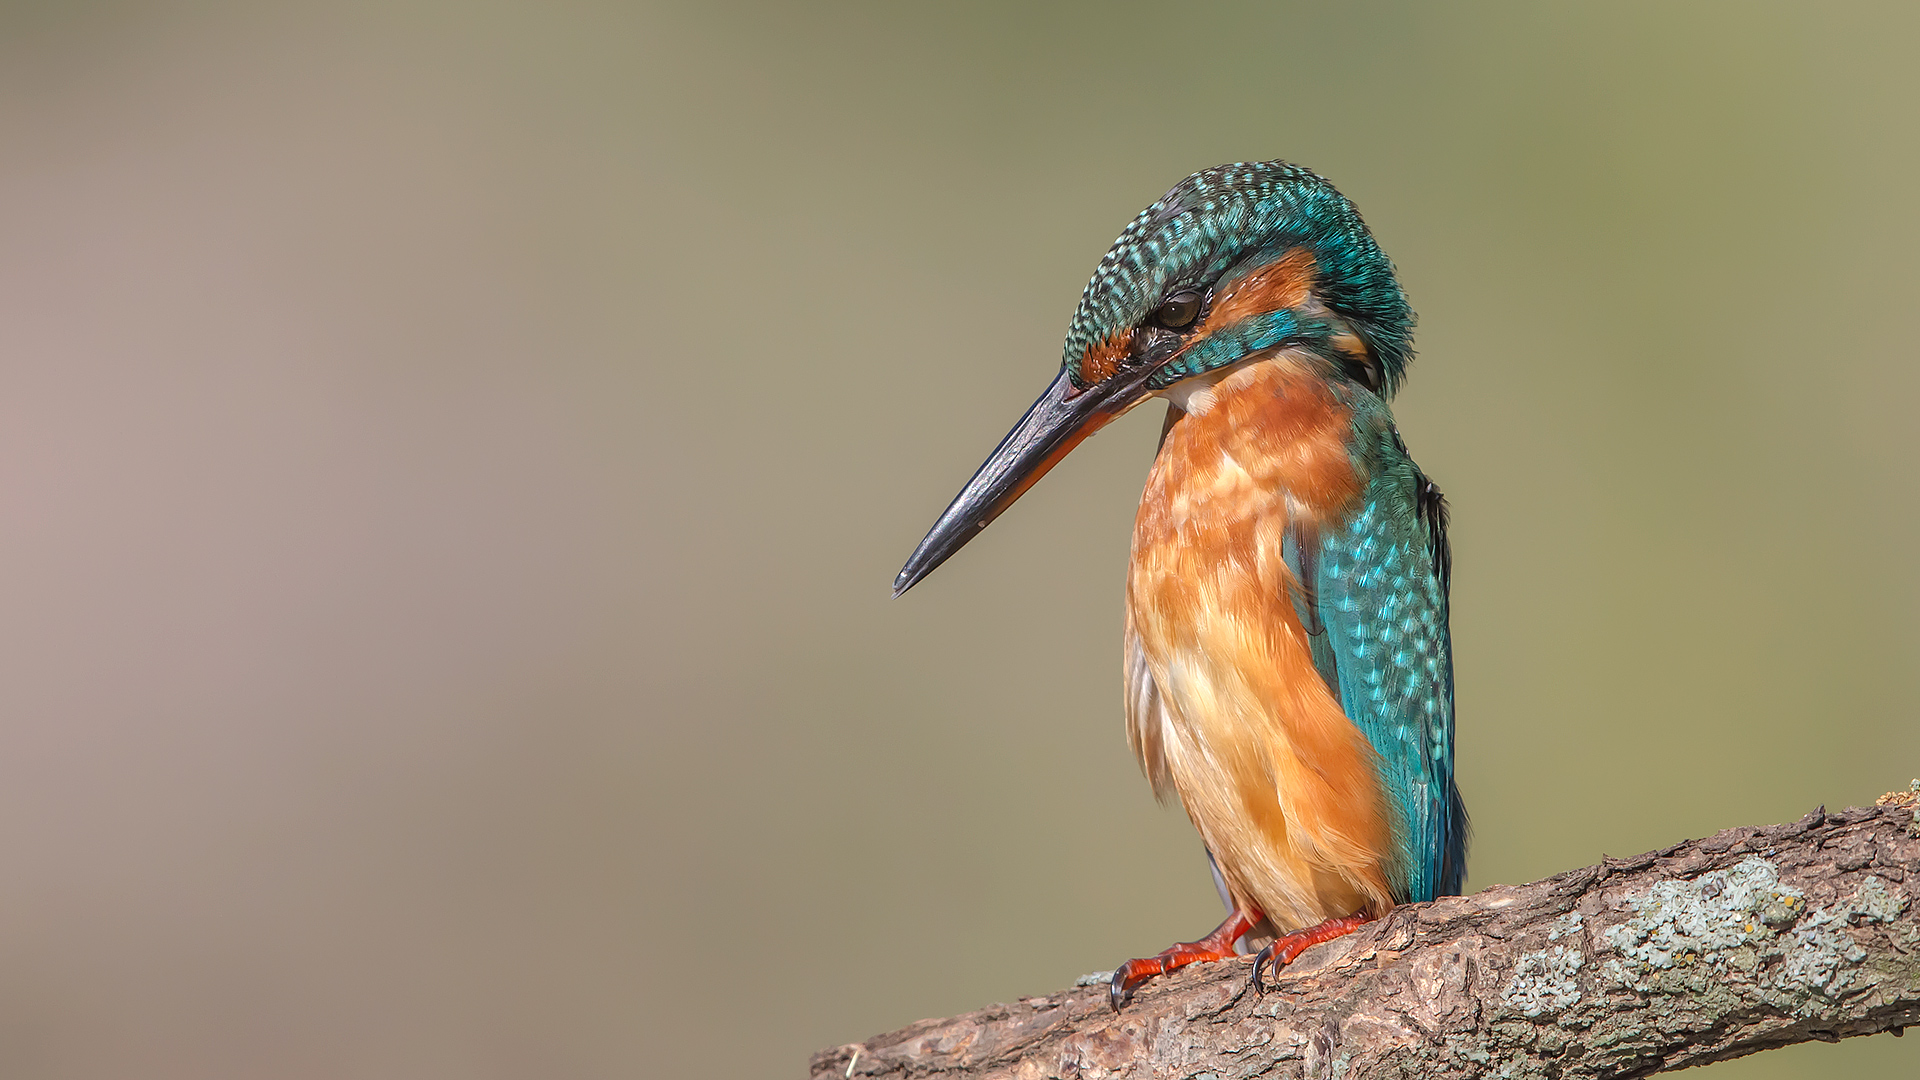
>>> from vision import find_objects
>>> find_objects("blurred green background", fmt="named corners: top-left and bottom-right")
top-left (0, 1), bottom-right (1913, 1077)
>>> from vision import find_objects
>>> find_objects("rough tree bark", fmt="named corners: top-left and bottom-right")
top-left (810, 796), bottom-right (1920, 1079)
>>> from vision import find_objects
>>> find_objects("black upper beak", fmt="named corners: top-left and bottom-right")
top-left (893, 366), bottom-right (1142, 597)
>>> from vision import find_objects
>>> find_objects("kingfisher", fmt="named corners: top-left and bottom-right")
top-left (894, 160), bottom-right (1467, 1010)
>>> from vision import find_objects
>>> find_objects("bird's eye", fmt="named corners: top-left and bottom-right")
top-left (1153, 291), bottom-right (1202, 329)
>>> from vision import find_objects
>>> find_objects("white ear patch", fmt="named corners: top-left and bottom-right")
top-left (1160, 349), bottom-right (1311, 416)
top-left (1173, 384), bottom-right (1218, 416)
top-left (1161, 365), bottom-right (1236, 415)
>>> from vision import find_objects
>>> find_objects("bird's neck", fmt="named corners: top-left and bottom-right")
top-left (1136, 356), bottom-right (1362, 559)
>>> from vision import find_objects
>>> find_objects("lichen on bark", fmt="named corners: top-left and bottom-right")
top-left (811, 802), bottom-right (1920, 1080)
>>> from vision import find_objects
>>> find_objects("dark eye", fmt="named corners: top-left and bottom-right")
top-left (1153, 290), bottom-right (1202, 329)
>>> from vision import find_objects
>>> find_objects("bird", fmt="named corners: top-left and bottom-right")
top-left (893, 160), bottom-right (1467, 1010)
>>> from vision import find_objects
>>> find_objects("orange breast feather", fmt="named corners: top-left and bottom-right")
top-left (1125, 358), bottom-right (1394, 932)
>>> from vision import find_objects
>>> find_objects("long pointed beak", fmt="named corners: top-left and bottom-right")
top-left (894, 367), bottom-right (1137, 597)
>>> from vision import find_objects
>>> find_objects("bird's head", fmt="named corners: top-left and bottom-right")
top-left (894, 160), bottom-right (1414, 597)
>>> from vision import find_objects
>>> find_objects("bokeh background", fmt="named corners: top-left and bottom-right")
top-left (0, 1), bottom-right (1914, 1077)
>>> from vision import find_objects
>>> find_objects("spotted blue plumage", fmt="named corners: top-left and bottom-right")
top-left (1291, 409), bottom-right (1468, 902)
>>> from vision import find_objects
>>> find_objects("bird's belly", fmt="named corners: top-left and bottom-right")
top-left (1139, 609), bottom-right (1392, 931)
top-left (1126, 361), bottom-right (1394, 931)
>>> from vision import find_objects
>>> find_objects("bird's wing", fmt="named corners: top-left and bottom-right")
top-left (1123, 615), bottom-right (1177, 802)
top-left (1291, 442), bottom-right (1467, 902)
top-left (1121, 402), bottom-right (1190, 806)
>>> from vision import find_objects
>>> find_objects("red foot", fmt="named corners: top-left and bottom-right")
top-left (1108, 905), bottom-right (1262, 1010)
top-left (1251, 911), bottom-right (1373, 994)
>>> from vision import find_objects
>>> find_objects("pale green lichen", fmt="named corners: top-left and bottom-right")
top-left (1502, 944), bottom-right (1585, 1018)
top-left (1545, 911), bottom-right (1583, 942)
top-left (1603, 857), bottom-right (1796, 969)
top-left (1756, 893), bottom-right (1806, 927)
top-left (1853, 874), bottom-right (1908, 922)
top-left (1499, 912), bottom-right (1588, 1019)
top-left (1778, 875), bottom-right (1908, 995)
top-left (1601, 857), bottom-right (1911, 1015)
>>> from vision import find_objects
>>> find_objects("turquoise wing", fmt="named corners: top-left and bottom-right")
top-left (1287, 434), bottom-right (1467, 903)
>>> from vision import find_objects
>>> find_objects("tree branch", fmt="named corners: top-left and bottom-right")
top-left (811, 797), bottom-right (1920, 1079)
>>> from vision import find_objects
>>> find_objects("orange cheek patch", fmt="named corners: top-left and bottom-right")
top-left (1191, 248), bottom-right (1319, 340)
top-left (1078, 328), bottom-right (1134, 385)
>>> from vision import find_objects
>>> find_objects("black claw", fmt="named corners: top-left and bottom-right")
top-left (1108, 969), bottom-right (1132, 1011)
top-left (1251, 943), bottom-right (1276, 996)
